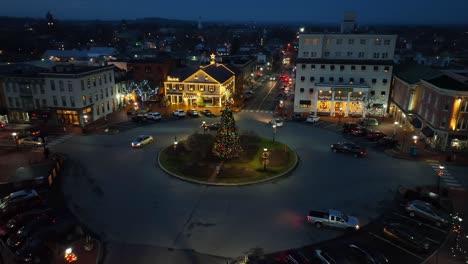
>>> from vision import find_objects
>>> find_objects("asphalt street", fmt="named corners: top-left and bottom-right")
top-left (51, 112), bottom-right (441, 261)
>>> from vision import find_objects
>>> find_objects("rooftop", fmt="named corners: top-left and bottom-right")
top-left (393, 64), bottom-right (442, 84)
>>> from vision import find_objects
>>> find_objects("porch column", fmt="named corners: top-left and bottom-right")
top-left (345, 92), bottom-right (351, 117)
top-left (330, 91), bottom-right (335, 116)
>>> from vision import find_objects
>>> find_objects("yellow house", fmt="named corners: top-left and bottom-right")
top-left (164, 58), bottom-right (235, 107)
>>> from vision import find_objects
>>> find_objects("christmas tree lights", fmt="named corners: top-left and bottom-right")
top-left (212, 103), bottom-right (242, 159)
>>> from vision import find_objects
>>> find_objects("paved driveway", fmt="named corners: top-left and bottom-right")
top-left (53, 112), bottom-right (437, 259)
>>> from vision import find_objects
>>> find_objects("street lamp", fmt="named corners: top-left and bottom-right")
top-left (272, 124), bottom-right (277, 143)
top-left (262, 148), bottom-right (269, 171)
top-left (201, 121), bottom-right (208, 134)
top-left (437, 165), bottom-right (445, 198)
top-left (173, 136), bottom-right (178, 151)
top-left (11, 132), bottom-right (19, 149)
top-left (393, 121), bottom-right (399, 138)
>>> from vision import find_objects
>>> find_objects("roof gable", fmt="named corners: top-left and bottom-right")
top-left (200, 64), bottom-right (235, 83)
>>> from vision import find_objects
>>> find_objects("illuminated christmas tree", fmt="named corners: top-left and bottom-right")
top-left (212, 103), bottom-right (242, 160)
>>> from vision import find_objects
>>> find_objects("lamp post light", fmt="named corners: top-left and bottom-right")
top-left (272, 124), bottom-right (277, 143)
top-left (437, 165), bottom-right (445, 199)
top-left (393, 121), bottom-right (399, 138)
top-left (201, 121), bottom-right (208, 134)
top-left (412, 135), bottom-right (418, 145)
top-left (173, 136), bottom-right (178, 152)
top-left (262, 148), bottom-right (269, 171)
top-left (11, 132), bottom-right (19, 149)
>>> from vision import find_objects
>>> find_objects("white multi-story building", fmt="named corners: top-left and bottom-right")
top-left (294, 33), bottom-right (397, 117)
top-left (1, 64), bottom-right (118, 126)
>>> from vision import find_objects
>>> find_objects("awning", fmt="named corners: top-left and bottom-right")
top-left (421, 126), bottom-right (434, 137)
top-left (410, 117), bottom-right (422, 128)
top-left (183, 93), bottom-right (198, 99)
top-left (299, 100), bottom-right (311, 105)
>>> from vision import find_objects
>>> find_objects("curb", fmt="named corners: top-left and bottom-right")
top-left (156, 147), bottom-right (299, 186)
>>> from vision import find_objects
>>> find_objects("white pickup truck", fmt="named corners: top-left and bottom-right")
top-left (306, 209), bottom-right (360, 230)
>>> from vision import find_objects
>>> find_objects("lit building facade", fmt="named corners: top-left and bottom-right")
top-left (391, 64), bottom-right (468, 151)
top-left (294, 33), bottom-right (397, 117)
top-left (164, 56), bottom-right (235, 107)
top-left (1, 64), bottom-right (118, 127)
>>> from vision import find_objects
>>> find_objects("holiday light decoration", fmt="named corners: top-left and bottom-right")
top-left (122, 80), bottom-right (159, 108)
top-left (212, 103), bottom-right (242, 159)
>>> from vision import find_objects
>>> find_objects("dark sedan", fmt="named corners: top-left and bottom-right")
top-left (6, 215), bottom-right (55, 250)
top-left (375, 137), bottom-right (399, 148)
top-left (200, 109), bottom-right (215, 117)
top-left (0, 208), bottom-right (52, 238)
top-left (366, 130), bottom-right (386, 141)
top-left (382, 223), bottom-right (430, 252)
top-left (350, 126), bottom-right (368, 136)
top-left (207, 123), bottom-right (222, 131)
top-left (331, 142), bottom-right (366, 158)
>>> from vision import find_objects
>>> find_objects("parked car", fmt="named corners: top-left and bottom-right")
top-left (244, 91), bottom-right (254, 99)
top-left (18, 137), bottom-right (44, 147)
top-left (207, 123), bottom-right (222, 131)
top-left (15, 236), bottom-right (51, 264)
top-left (144, 112), bottom-right (162, 121)
top-left (375, 137), bottom-right (399, 148)
top-left (342, 122), bottom-right (359, 134)
top-left (18, 126), bottom-right (41, 138)
top-left (306, 115), bottom-right (320, 123)
top-left (131, 114), bottom-right (148, 123)
top-left (269, 118), bottom-right (284, 127)
top-left (292, 113), bottom-right (306, 122)
top-left (350, 126), bottom-right (368, 136)
top-left (200, 109), bottom-right (215, 117)
top-left (404, 200), bottom-right (450, 226)
top-left (346, 244), bottom-right (389, 264)
top-left (382, 223), bottom-right (430, 252)
top-left (0, 190), bottom-right (41, 217)
top-left (187, 109), bottom-right (199, 117)
top-left (307, 209), bottom-right (360, 230)
top-left (131, 135), bottom-right (154, 148)
top-left (6, 214), bottom-right (55, 250)
top-left (172, 109), bottom-right (186, 117)
top-left (359, 118), bottom-right (379, 126)
top-left (0, 208), bottom-right (52, 239)
top-left (330, 142), bottom-right (366, 158)
top-left (366, 130), bottom-right (386, 141)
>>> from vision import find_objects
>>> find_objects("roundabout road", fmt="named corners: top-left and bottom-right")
top-left (53, 112), bottom-right (436, 258)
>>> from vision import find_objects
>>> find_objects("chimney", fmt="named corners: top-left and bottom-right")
top-left (341, 11), bottom-right (357, 33)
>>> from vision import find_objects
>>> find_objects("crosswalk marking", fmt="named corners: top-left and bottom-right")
top-left (240, 109), bottom-right (274, 114)
top-left (427, 161), bottom-right (464, 190)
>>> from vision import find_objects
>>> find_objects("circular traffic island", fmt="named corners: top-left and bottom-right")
top-left (158, 132), bottom-right (298, 185)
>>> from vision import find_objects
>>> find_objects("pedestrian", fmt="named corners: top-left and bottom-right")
top-left (43, 147), bottom-right (50, 160)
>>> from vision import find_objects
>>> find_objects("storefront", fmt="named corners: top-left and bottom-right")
top-left (313, 86), bottom-right (368, 117)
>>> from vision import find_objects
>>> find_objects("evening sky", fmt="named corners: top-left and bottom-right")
top-left (1, 0), bottom-right (468, 24)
